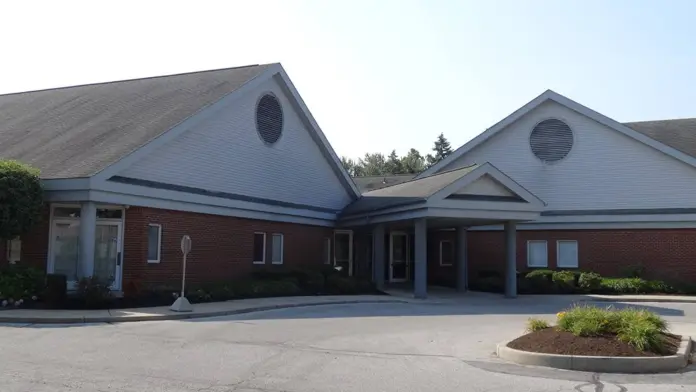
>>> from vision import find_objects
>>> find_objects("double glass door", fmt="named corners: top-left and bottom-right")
top-left (51, 220), bottom-right (122, 288)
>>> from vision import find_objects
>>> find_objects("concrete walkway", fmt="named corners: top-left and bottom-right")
top-left (0, 295), bottom-right (406, 324)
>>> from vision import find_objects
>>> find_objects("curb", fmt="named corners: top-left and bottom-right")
top-left (0, 299), bottom-right (408, 325)
top-left (496, 336), bottom-right (692, 373)
top-left (588, 297), bottom-right (696, 304)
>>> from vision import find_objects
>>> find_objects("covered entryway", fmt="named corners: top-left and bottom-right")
top-left (339, 163), bottom-right (545, 299)
top-left (47, 203), bottom-right (125, 290)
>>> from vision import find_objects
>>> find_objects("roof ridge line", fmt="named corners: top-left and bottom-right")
top-left (0, 63), bottom-right (274, 98)
top-left (363, 163), bottom-right (479, 194)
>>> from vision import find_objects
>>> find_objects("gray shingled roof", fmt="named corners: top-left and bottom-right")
top-left (0, 64), bottom-right (271, 179)
top-left (341, 165), bottom-right (478, 216)
top-left (624, 118), bottom-right (696, 159)
top-left (352, 174), bottom-right (415, 193)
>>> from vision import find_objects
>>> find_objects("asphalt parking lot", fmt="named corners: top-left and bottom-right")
top-left (2, 298), bottom-right (696, 392)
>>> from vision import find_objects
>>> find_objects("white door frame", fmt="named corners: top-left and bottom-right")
top-left (94, 221), bottom-right (124, 290)
top-left (47, 204), bottom-right (126, 291)
top-left (389, 231), bottom-right (409, 282)
top-left (333, 230), bottom-right (353, 276)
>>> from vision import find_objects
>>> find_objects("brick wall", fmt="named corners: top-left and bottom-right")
top-left (466, 229), bottom-right (696, 283)
top-left (122, 207), bottom-right (334, 291)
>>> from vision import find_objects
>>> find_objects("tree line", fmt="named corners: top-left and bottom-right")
top-left (341, 133), bottom-right (454, 176)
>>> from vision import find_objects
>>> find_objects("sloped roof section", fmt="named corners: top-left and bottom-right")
top-left (0, 64), bottom-right (271, 179)
top-left (341, 165), bottom-right (479, 215)
top-left (624, 118), bottom-right (696, 159)
top-left (352, 174), bottom-right (416, 193)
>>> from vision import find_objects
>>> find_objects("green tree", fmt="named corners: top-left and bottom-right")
top-left (426, 133), bottom-right (454, 167)
top-left (401, 148), bottom-right (426, 174)
top-left (385, 150), bottom-right (404, 175)
top-left (358, 153), bottom-right (388, 176)
top-left (0, 160), bottom-right (43, 240)
top-left (341, 156), bottom-right (359, 176)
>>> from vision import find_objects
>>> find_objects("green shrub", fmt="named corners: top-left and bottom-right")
top-left (522, 270), bottom-right (556, 293)
top-left (600, 278), bottom-right (651, 294)
top-left (525, 269), bottom-right (554, 281)
top-left (578, 272), bottom-right (602, 291)
top-left (0, 160), bottom-right (44, 240)
top-left (617, 320), bottom-right (664, 353)
top-left (0, 265), bottom-right (44, 301)
top-left (76, 276), bottom-right (112, 307)
top-left (289, 269), bottom-right (326, 294)
top-left (526, 318), bottom-right (550, 332)
top-left (555, 305), bottom-right (669, 352)
top-left (552, 271), bottom-right (575, 285)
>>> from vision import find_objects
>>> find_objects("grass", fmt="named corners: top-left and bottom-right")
top-left (526, 318), bottom-right (550, 332)
top-left (555, 305), bottom-right (669, 352)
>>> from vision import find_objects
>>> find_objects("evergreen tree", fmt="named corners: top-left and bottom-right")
top-left (426, 133), bottom-right (453, 167)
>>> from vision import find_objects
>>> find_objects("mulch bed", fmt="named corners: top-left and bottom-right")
top-left (507, 328), bottom-right (681, 357)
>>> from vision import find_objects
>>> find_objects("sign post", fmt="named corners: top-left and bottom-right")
top-left (170, 235), bottom-right (193, 312)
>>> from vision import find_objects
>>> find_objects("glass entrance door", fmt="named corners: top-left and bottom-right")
top-left (93, 222), bottom-right (122, 288)
top-left (52, 221), bottom-right (80, 281)
top-left (50, 220), bottom-right (122, 289)
top-left (334, 231), bottom-right (353, 276)
top-left (390, 232), bottom-right (409, 282)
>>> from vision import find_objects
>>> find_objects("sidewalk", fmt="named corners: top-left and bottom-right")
top-left (0, 295), bottom-right (407, 324)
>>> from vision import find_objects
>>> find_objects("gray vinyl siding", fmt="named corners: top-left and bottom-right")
top-left (440, 100), bottom-right (696, 211)
top-left (118, 77), bottom-right (353, 211)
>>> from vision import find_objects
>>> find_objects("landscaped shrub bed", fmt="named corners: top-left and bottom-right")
top-left (510, 305), bottom-right (681, 357)
top-left (0, 265), bottom-right (382, 310)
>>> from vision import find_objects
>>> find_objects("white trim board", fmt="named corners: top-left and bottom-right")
top-left (418, 90), bottom-right (696, 178)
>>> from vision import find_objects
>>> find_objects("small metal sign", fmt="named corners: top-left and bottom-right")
top-left (180, 235), bottom-right (192, 255)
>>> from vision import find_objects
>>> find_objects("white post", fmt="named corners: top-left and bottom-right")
top-left (78, 202), bottom-right (97, 279)
top-left (170, 235), bottom-right (193, 312)
top-left (180, 252), bottom-right (187, 298)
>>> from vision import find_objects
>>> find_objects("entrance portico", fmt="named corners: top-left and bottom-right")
top-left (339, 163), bottom-right (545, 299)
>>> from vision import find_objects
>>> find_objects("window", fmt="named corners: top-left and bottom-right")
top-left (439, 240), bottom-right (454, 266)
top-left (527, 240), bottom-right (548, 267)
top-left (6, 238), bottom-right (21, 264)
top-left (271, 234), bottom-right (284, 264)
top-left (253, 232), bottom-right (266, 264)
top-left (557, 240), bottom-right (579, 268)
top-left (323, 238), bottom-right (331, 264)
top-left (147, 224), bottom-right (162, 263)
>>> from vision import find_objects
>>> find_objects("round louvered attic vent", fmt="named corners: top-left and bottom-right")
top-left (256, 94), bottom-right (283, 144)
top-left (529, 119), bottom-right (573, 163)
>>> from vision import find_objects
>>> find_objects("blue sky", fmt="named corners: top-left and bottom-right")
top-left (2, 0), bottom-right (695, 160)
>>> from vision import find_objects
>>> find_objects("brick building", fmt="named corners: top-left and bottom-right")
top-left (1, 64), bottom-right (696, 298)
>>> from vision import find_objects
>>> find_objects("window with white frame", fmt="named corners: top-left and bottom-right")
top-left (6, 238), bottom-right (21, 264)
top-left (323, 238), bottom-right (331, 264)
top-left (527, 240), bottom-right (548, 267)
top-left (557, 240), bottom-right (579, 268)
top-left (253, 232), bottom-right (266, 264)
top-left (147, 224), bottom-right (162, 263)
top-left (439, 240), bottom-right (454, 266)
top-left (271, 234), bottom-right (284, 264)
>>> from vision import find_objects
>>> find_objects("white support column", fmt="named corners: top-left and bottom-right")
top-left (413, 218), bottom-right (428, 299)
top-left (79, 202), bottom-right (97, 279)
top-left (372, 224), bottom-right (386, 290)
top-left (456, 226), bottom-right (468, 292)
top-left (504, 221), bottom-right (517, 298)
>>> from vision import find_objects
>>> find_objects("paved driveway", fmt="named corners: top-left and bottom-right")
top-left (2, 298), bottom-right (696, 391)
